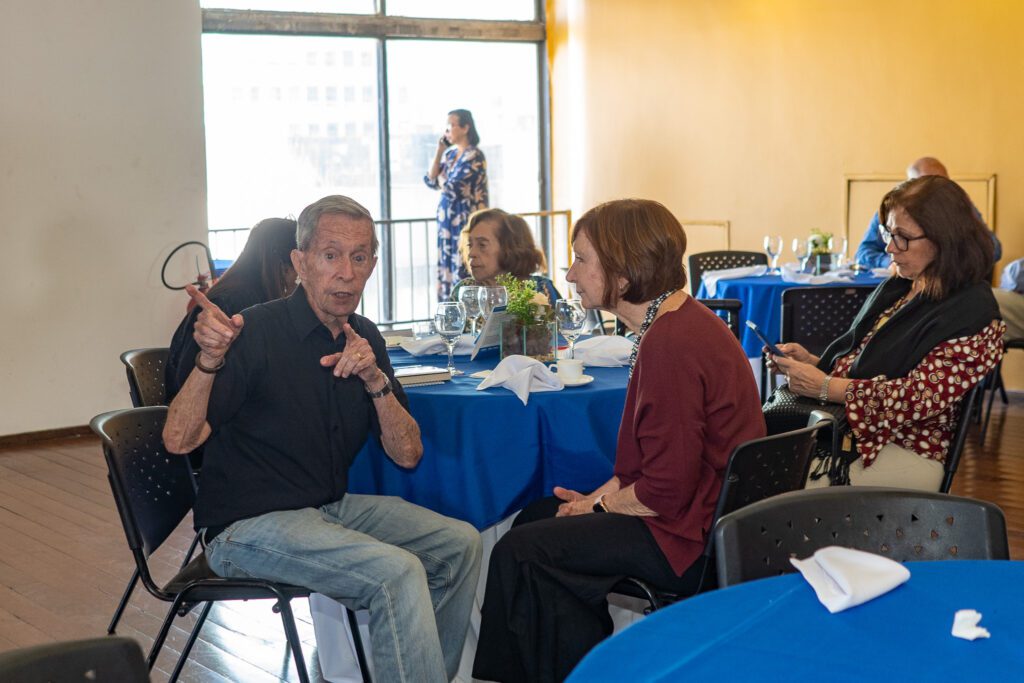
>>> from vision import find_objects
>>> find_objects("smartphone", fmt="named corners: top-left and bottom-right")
top-left (439, 134), bottom-right (451, 147)
top-left (745, 320), bottom-right (785, 356)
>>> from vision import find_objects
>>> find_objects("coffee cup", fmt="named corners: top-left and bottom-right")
top-left (551, 358), bottom-right (584, 382)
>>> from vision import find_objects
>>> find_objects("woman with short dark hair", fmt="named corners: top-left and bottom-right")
top-left (425, 108), bottom-right (489, 301)
top-left (449, 208), bottom-right (560, 306)
top-left (472, 199), bottom-right (765, 683)
top-left (771, 175), bottom-right (1005, 490)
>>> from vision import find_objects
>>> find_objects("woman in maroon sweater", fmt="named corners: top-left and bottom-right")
top-left (473, 199), bottom-right (766, 683)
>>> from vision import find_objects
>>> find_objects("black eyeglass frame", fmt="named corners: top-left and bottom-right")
top-left (878, 225), bottom-right (928, 252)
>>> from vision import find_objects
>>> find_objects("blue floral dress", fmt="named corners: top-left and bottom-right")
top-left (424, 146), bottom-right (489, 301)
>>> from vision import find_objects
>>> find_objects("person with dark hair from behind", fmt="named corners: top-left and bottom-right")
top-left (772, 175), bottom-right (1005, 491)
top-left (166, 217), bottom-right (298, 400)
top-left (472, 199), bottom-right (765, 683)
top-left (425, 108), bottom-right (489, 301)
top-left (450, 208), bottom-right (560, 306)
top-left (854, 156), bottom-right (1002, 269)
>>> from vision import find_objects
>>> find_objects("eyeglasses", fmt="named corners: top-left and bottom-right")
top-left (878, 225), bottom-right (928, 252)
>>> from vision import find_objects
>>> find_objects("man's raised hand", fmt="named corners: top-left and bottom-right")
top-left (187, 284), bottom-right (243, 362)
top-left (320, 323), bottom-right (379, 382)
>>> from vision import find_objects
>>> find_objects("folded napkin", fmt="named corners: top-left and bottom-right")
top-left (871, 267), bottom-right (892, 278)
top-left (951, 609), bottom-right (990, 641)
top-left (399, 334), bottom-right (475, 356)
top-left (790, 546), bottom-right (910, 613)
top-left (780, 264), bottom-right (855, 286)
top-left (571, 335), bottom-right (633, 367)
top-left (701, 265), bottom-right (768, 297)
top-left (477, 355), bottom-right (563, 405)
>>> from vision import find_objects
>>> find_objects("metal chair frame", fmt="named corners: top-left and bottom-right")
top-left (696, 298), bottom-right (743, 341)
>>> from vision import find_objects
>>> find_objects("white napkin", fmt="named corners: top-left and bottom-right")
top-left (571, 335), bottom-right (633, 367)
top-left (780, 263), bottom-right (855, 286)
top-left (790, 546), bottom-right (910, 613)
top-left (871, 267), bottom-right (892, 278)
top-left (701, 265), bottom-right (768, 297)
top-left (399, 334), bottom-right (475, 356)
top-left (951, 609), bottom-right (990, 641)
top-left (476, 355), bottom-right (563, 405)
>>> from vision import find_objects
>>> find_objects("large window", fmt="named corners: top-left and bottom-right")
top-left (200, 3), bottom-right (547, 322)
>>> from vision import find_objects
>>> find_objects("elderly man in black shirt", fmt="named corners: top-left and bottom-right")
top-left (163, 195), bottom-right (481, 683)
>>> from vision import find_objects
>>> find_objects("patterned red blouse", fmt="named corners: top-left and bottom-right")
top-left (832, 305), bottom-right (1005, 467)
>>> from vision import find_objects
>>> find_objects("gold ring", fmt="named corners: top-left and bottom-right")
top-left (356, 352), bottom-right (363, 359)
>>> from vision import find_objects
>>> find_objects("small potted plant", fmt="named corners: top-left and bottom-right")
top-left (808, 229), bottom-right (833, 275)
top-left (497, 273), bottom-right (557, 362)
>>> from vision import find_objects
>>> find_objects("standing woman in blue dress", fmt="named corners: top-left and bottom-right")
top-left (425, 109), bottom-right (489, 301)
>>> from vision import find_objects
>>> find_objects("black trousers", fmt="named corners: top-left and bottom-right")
top-left (472, 497), bottom-right (706, 683)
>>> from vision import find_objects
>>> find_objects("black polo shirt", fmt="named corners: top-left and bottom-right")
top-left (192, 285), bottom-right (409, 532)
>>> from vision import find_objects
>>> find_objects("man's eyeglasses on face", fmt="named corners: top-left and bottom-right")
top-left (878, 225), bottom-right (927, 252)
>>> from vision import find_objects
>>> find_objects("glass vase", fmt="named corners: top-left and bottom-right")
top-left (500, 320), bottom-right (557, 362)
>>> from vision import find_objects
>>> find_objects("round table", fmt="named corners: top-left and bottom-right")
top-left (567, 560), bottom-right (1024, 681)
top-left (697, 273), bottom-right (885, 357)
top-left (348, 348), bottom-right (629, 530)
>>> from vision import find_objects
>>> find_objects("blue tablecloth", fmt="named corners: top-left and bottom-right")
top-left (348, 349), bottom-right (628, 529)
top-left (568, 560), bottom-right (1024, 682)
top-left (697, 274), bottom-right (885, 357)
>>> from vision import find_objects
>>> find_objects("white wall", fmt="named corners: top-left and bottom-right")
top-left (0, 1), bottom-right (208, 435)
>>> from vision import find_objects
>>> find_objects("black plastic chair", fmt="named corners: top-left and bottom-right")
top-left (0, 637), bottom-right (149, 683)
top-left (761, 285), bottom-right (878, 401)
top-left (687, 250), bottom-right (767, 295)
top-left (120, 348), bottom-right (170, 408)
top-left (940, 381), bottom-right (984, 493)
top-left (109, 348), bottom-right (201, 637)
top-left (696, 298), bottom-right (742, 341)
top-left (611, 423), bottom-right (827, 612)
top-left (713, 487), bottom-right (1009, 588)
top-left (91, 406), bottom-right (372, 683)
top-left (980, 338), bottom-right (1024, 445)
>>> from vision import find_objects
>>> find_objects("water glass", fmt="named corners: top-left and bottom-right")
top-left (763, 235), bottom-right (783, 274)
top-left (792, 238), bottom-right (811, 273)
top-left (433, 302), bottom-right (467, 376)
top-left (555, 299), bottom-right (587, 359)
top-left (459, 285), bottom-right (482, 335)
top-left (478, 286), bottom-right (508, 320)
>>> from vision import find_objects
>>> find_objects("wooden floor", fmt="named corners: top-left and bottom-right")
top-left (0, 395), bottom-right (1022, 681)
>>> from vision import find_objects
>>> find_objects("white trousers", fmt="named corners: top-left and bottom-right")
top-left (806, 443), bottom-right (945, 492)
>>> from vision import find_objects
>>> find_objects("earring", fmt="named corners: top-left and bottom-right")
top-left (295, 276), bottom-right (301, 284)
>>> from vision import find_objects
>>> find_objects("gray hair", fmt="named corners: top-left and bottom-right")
top-left (296, 195), bottom-right (378, 254)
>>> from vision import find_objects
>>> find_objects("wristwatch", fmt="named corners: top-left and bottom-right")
top-left (592, 494), bottom-right (609, 513)
top-left (366, 371), bottom-right (393, 399)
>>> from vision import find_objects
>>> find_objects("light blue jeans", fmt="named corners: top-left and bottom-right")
top-left (204, 494), bottom-right (482, 683)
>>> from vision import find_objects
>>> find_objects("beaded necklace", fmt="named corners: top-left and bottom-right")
top-left (628, 289), bottom-right (677, 378)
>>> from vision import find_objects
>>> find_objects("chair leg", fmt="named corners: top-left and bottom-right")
top-left (169, 601), bottom-right (212, 683)
top-left (147, 595), bottom-right (189, 669)
top-left (276, 600), bottom-right (310, 683)
top-left (347, 608), bottom-right (373, 683)
top-left (106, 568), bottom-right (140, 634)
top-left (981, 372), bottom-right (1000, 445)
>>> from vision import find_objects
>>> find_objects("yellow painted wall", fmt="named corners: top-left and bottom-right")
top-left (548, 0), bottom-right (1024, 386)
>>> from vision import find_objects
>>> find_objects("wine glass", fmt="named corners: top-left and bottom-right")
top-left (434, 302), bottom-right (467, 376)
top-left (478, 286), bottom-right (508, 320)
top-left (763, 235), bottom-right (783, 274)
top-left (459, 285), bottom-right (482, 335)
top-left (555, 299), bottom-right (587, 359)
top-left (791, 238), bottom-right (810, 272)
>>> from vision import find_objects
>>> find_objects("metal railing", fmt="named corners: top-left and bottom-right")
top-left (208, 208), bottom-right (572, 327)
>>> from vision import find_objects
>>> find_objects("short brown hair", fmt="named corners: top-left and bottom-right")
top-left (461, 208), bottom-right (546, 279)
top-left (879, 175), bottom-right (993, 300)
top-left (571, 199), bottom-right (687, 307)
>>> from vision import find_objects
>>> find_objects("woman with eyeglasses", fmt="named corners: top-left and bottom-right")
top-left (769, 175), bottom-right (1004, 490)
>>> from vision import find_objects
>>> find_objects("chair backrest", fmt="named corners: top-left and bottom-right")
top-left (703, 423), bottom-right (824, 560)
top-left (688, 250), bottom-right (767, 295)
top-left (90, 407), bottom-right (195, 564)
top-left (696, 298), bottom-right (742, 341)
top-left (0, 637), bottom-right (149, 683)
top-left (940, 381), bottom-right (984, 493)
top-left (120, 348), bottom-right (170, 407)
top-left (780, 286), bottom-right (877, 356)
top-left (714, 487), bottom-right (1009, 587)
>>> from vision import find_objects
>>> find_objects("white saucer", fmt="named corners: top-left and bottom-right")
top-left (561, 374), bottom-right (595, 387)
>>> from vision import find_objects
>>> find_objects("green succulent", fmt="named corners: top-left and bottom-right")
top-left (496, 273), bottom-right (554, 327)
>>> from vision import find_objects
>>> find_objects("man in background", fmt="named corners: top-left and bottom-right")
top-left (855, 156), bottom-right (1002, 269)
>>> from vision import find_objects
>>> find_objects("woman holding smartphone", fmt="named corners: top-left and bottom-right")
top-left (424, 108), bottom-right (489, 302)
